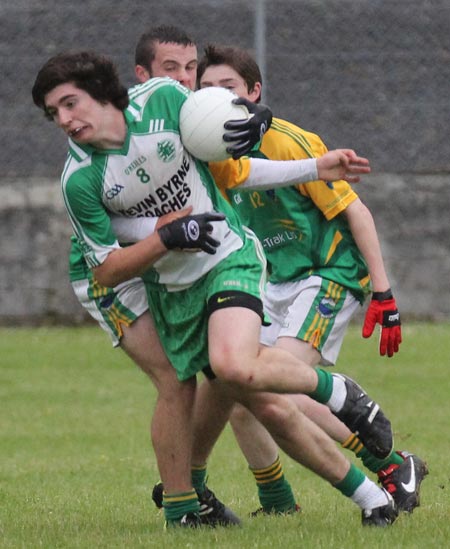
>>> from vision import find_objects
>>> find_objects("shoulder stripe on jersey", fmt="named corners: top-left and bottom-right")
top-left (60, 176), bottom-right (88, 244)
top-left (270, 119), bottom-right (314, 157)
top-left (60, 156), bottom-right (73, 187)
top-left (126, 77), bottom-right (189, 123)
top-left (126, 102), bottom-right (140, 119)
top-left (60, 158), bottom-right (107, 268)
top-left (128, 77), bottom-right (175, 102)
top-left (148, 119), bottom-right (165, 132)
top-left (271, 119), bottom-right (313, 149)
top-left (67, 138), bottom-right (90, 162)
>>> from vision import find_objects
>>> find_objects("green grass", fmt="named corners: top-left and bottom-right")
top-left (1, 323), bottom-right (449, 548)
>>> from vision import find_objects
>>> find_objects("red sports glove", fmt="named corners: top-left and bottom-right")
top-left (362, 289), bottom-right (402, 357)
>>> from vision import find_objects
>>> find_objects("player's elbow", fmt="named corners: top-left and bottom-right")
top-left (345, 197), bottom-right (373, 222)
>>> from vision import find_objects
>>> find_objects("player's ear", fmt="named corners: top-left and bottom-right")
top-left (135, 65), bottom-right (150, 84)
top-left (248, 82), bottom-right (262, 103)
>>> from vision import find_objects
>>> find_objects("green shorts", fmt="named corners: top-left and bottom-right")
top-left (146, 238), bottom-right (266, 381)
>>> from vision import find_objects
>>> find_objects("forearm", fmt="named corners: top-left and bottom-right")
top-left (93, 233), bottom-right (166, 287)
top-left (344, 199), bottom-right (391, 292)
top-left (242, 148), bottom-right (369, 190)
top-left (242, 158), bottom-right (318, 189)
top-left (110, 206), bottom-right (194, 244)
top-left (110, 214), bottom-right (157, 243)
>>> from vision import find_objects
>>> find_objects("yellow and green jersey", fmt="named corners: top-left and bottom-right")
top-left (209, 118), bottom-right (371, 302)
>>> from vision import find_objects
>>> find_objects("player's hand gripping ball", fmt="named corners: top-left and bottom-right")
top-left (223, 97), bottom-right (273, 159)
top-left (179, 87), bottom-right (271, 162)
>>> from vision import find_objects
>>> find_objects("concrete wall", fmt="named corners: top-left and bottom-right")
top-left (1, 179), bottom-right (82, 323)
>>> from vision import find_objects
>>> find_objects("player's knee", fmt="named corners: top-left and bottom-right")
top-left (211, 360), bottom-right (258, 388)
top-left (209, 349), bottom-right (237, 382)
top-left (155, 372), bottom-right (196, 400)
top-left (211, 362), bottom-right (241, 385)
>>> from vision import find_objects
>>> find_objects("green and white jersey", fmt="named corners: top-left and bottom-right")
top-left (61, 77), bottom-right (244, 291)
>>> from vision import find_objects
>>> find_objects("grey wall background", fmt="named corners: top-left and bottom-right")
top-left (1, 0), bottom-right (449, 323)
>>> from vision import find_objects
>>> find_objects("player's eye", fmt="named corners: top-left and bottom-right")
top-left (45, 108), bottom-right (57, 120)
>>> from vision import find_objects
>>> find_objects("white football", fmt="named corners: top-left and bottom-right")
top-left (179, 87), bottom-right (250, 162)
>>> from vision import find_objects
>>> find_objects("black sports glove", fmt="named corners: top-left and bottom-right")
top-left (223, 98), bottom-right (273, 159)
top-left (157, 212), bottom-right (226, 255)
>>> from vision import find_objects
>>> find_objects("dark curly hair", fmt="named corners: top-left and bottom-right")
top-left (32, 50), bottom-right (129, 119)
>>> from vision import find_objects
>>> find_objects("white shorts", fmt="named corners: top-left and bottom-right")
top-left (261, 275), bottom-right (361, 365)
top-left (71, 276), bottom-right (148, 347)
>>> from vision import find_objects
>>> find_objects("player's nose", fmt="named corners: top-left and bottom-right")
top-left (176, 69), bottom-right (190, 87)
top-left (58, 109), bottom-right (72, 128)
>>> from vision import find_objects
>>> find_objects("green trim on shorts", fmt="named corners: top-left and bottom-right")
top-left (297, 279), bottom-right (347, 352)
top-left (72, 271), bottom-right (143, 347)
top-left (97, 295), bottom-right (137, 340)
top-left (85, 271), bottom-right (140, 341)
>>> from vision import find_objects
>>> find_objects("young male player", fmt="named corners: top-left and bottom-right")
top-left (194, 44), bottom-right (427, 515)
top-left (31, 24), bottom-right (276, 528)
top-left (32, 49), bottom-right (399, 527)
top-left (31, 43), bottom-right (270, 528)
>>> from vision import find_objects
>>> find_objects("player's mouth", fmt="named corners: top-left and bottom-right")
top-left (68, 126), bottom-right (89, 139)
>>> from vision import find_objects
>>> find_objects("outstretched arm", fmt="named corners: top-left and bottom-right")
top-left (240, 149), bottom-right (370, 190)
top-left (316, 149), bottom-right (370, 183)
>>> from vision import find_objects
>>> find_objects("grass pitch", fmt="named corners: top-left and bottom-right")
top-left (1, 323), bottom-right (449, 548)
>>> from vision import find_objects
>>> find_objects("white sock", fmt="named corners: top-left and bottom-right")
top-left (326, 374), bottom-right (347, 412)
top-left (350, 477), bottom-right (390, 510)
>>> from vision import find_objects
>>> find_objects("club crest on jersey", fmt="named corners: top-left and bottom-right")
top-left (316, 297), bottom-right (336, 318)
top-left (157, 140), bottom-right (176, 163)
